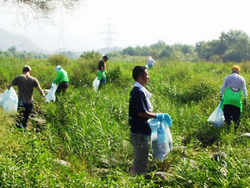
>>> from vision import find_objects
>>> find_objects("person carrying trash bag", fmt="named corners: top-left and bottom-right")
top-left (7, 65), bottom-right (45, 131)
top-left (147, 56), bottom-right (156, 68)
top-left (53, 65), bottom-right (69, 95)
top-left (148, 114), bottom-right (173, 161)
top-left (97, 55), bottom-right (108, 85)
top-left (128, 65), bottom-right (169, 175)
top-left (220, 65), bottom-right (248, 131)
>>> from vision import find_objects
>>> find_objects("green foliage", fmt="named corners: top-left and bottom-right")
top-left (107, 66), bottom-right (121, 84)
top-left (1, 57), bottom-right (250, 187)
top-left (180, 82), bottom-right (217, 103)
top-left (47, 54), bottom-right (70, 66)
top-left (80, 51), bottom-right (101, 60)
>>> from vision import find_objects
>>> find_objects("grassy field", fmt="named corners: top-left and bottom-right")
top-left (0, 56), bottom-right (250, 187)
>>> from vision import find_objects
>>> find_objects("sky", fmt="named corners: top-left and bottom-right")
top-left (0, 0), bottom-right (250, 53)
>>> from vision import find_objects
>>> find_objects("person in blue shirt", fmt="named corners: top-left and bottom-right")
top-left (129, 65), bottom-right (164, 175)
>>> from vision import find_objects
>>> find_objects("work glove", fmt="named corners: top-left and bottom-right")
top-left (163, 113), bottom-right (173, 127)
top-left (156, 113), bottom-right (164, 121)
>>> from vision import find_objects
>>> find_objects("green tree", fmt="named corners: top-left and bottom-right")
top-left (3, 0), bottom-right (84, 20)
top-left (220, 30), bottom-right (250, 62)
top-left (122, 46), bottom-right (136, 56)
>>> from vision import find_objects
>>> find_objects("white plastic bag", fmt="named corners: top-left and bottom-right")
top-left (93, 77), bottom-right (100, 91)
top-left (148, 118), bottom-right (173, 161)
top-left (207, 101), bottom-right (225, 128)
top-left (0, 87), bottom-right (18, 113)
top-left (45, 83), bottom-right (58, 102)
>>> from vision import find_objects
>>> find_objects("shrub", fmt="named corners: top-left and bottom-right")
top-left (47, 54), bottom-right (70, 66)
top-left (180, 82), bottom-right (216, 103)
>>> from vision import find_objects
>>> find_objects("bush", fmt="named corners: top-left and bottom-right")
top-left (47, 54), bottom-right (70, 66)
top-left (180, 82), bottom-right (216, 103)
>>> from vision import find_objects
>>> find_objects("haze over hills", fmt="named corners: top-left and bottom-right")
top-left (0, 28), bottom-right (44, 52)
top-left (0, 28), bottom-right (123, 55)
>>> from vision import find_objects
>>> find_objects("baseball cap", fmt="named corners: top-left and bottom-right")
top-left (103, 55), bottom-right (109, 59)
top-left (22, 65), bottom-right (31, 72)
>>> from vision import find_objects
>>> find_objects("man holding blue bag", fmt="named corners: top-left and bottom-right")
top-left (220, 65), bottom-right (248, 131)
top-left (128, 65), bottom-right (167, 175)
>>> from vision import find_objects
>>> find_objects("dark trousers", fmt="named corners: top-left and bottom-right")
top-left (56, 82), bottom-right (68, 94)
top-left (223, 104), bottom-right (241, 127)
top-left (16, 103), bottom-right (33, 128)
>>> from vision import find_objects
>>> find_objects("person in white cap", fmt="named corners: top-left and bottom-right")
top-left (7, 65), bottom-right (44, 130)
top-left (53, 65), bottom-right (69, 94)
top-left (147, 56), bottom-right (156, 68)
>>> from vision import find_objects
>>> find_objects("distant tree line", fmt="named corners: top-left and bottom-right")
top-left (0, 47), bottom-right (81, 59)
top-left (0, 46), bottom-right (48, 59)
top-left (108, 30), bottom-right (250, 63)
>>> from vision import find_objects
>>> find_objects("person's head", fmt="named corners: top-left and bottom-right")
top-left (55, 65), bottom-right (62, 72)
top-left (232, 65), bottom-right (240, 74)
top-left (102, 55), bottom-right (109, 62)
top-left (22, 65), bottom-right (31, 74)
top-left (132, 66), bottom-right (149, 86)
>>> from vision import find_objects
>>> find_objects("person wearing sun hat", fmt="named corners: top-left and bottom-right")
top-left (53, 65), bottom-right (69, 94)
top-left (7, 65), bottom-right (45, 130)
top-left (220, 65), bottom-right (248, 131)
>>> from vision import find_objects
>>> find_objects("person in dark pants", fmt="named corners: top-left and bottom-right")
top-left (220, 65), bottom-right (248, 131)
top-left (53, 65), bottom-right (69, 94)
top-left (128, 65), bottom-right (164, 175)
top-left (7, 65), bottom-right (45, 131)
top-left (97, 55), bottom-right (108, 85)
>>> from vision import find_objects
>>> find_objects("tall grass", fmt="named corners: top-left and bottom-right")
top-left (0, 57), bottom-right (250, 187)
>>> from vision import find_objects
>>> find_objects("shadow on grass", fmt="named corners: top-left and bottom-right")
top-left (182, 123), bottom-right (223, 147)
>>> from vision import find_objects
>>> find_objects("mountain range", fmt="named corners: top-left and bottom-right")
top-left (0, 28), bottom-right (43, 52)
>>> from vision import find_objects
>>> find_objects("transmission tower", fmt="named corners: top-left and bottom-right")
top-left (102, 19), bottom-right (115, 48)
top-left (58, 6), bottom-right (66, 53)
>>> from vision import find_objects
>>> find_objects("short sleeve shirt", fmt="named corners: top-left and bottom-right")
top-left (12, 75), bottom-right (40, 104)
top-left (129, 87), bottom-right (151, 135)
top-left (98, 60), bottom-right (105, 70)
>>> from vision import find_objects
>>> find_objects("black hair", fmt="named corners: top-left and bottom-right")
top-left (132, 66), bottom-right (147, 81)
top-left (22, 65), bottom-right (31, 72)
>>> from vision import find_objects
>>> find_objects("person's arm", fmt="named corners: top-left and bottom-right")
top-left (36, 85), bottom-right (45, 97)
top-left (53, 71), bottom-right (61, 84)
top-left (242, 78), bottom-right (248, 97)
top-left (7, 83), bottom-right (13, 89)
top-left (220, 77), bottom-right (227, 96)
top-left (138, 111), bottom-right (157, 119)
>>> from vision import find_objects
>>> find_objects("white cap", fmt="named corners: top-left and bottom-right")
top-left (55, 65), bottom-right (62, 72)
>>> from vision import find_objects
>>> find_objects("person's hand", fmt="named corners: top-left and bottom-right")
top-left (156, 113), bottom-right (164, 121)
top-left (163, 113), bottom-right (172, 126)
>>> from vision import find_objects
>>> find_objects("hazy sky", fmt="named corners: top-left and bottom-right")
top-left (0, 0), bottom-right (250, 52)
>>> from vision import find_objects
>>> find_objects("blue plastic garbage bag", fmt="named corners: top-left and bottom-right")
top-left (148, 117), bottom-right (173, 161)
top-left (207, 101), bottom-right (225, 128)
top-left (0, 87), bottom-right (18, 113)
